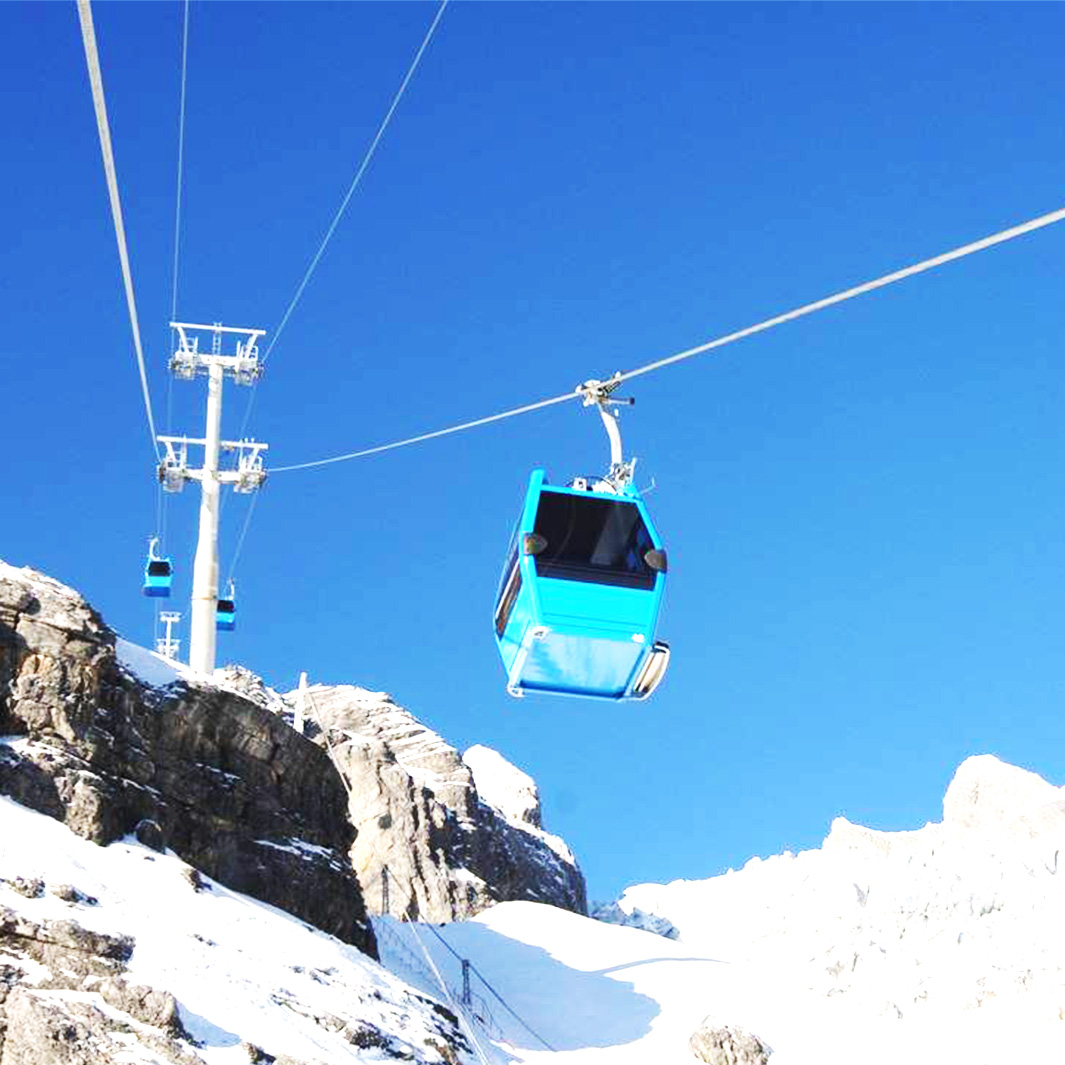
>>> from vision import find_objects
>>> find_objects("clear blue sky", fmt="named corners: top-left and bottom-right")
top-left (3, 2), bottom-right (1065, 902)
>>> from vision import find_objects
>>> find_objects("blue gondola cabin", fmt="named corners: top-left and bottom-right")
top-left (216, 596), bottom-right (235, 632)
top-left (494, 468), bottom-right (670, 700)
top-left (143, 557), bottom-right (172, 598)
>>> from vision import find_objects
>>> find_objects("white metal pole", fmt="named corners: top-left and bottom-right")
top-left (189, 361), bottom-right (223, 674)
top-left (598, 404), bottom-right (624, 470)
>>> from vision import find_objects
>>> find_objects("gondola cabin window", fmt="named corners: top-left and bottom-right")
top-left (532, 490), bottom-right (656, 590)
top-left (494, 542), bottom-right (522, 638)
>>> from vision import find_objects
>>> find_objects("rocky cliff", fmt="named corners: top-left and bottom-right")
top-left (0, 561), bottom-right (586, 936)
top-left (298, 685), bottom-right (587, 922)
top-left (0, 562), bottom-right (375, 956)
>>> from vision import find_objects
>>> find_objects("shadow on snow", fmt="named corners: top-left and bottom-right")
top-left (385, 917), bottom-right (724, 1054)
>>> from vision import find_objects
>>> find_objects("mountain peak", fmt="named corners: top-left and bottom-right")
top-left (463, 743), bottom-right (541, 829)
top-left (943, 753), bottom-right (1064, 832)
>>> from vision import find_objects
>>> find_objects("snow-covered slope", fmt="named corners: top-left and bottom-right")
top-left (0, 795), bottom-right (476, 1064)
top-left (4, 754), bottom-right (1063, 1064)
top-left (6, 557), bottom-right (1061, 1063)
top-left (376, 757), bottom-right (1065, 1065)
top-left (378, 900), bottom-right (744, 1065)
top-left (601, 754), bottom-right (1065, 1062)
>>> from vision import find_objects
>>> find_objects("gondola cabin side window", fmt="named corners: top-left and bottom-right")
top-left (532, 491), bottom-right (656, 590)
top-left (494, 541), bottom-right (522, 638)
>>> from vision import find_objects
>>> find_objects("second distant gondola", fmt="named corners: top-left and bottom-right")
top-left (143, 538), bottom-right (173, 598)
top-left (216, 581), bottom-right (236, 631)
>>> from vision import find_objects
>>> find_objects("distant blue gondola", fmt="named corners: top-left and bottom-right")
top-left (216, 583), bottom-right (236, 632)
top-left (143, 538), bottom-right (172, 598)
top-left (493, 468), bottom-right (670, 701)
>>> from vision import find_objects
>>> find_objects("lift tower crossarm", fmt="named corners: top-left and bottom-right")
top-left (157, 438), bottom-right (269, 493)
top-left (173, 321), bottom-right (266, 337)
top-left (169, 322), bottom-right (265, 384)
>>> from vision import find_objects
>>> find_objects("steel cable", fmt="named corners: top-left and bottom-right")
top-left (156, 0), bottom-right (190, 636)
top-left (227, 0), bottom-right (449, 579)
top-left (77, 0), bottom-right (161, 462)
top-left (270, 204), bottom-right (1065, 475)
top-left (261, 0), bottom-right (450, 366)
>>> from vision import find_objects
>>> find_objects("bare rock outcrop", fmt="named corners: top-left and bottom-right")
top-left (300, 684), bottom-right (586, 922)
top-left (689, 1019), bottom-right (772, 1065)
top-left (590, 900), bottom-right (679, 939)
top-left (1, 987), bottom-right (201, 1065)
top-left (0, 906), bottom-right (198, 1065)
top-left (0, 563), bottom-right (373, 956)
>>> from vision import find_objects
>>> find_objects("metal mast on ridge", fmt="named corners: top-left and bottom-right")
top-left (158, 322), bottom-right (268, 675)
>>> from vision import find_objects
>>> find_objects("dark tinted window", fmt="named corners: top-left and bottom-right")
top-left (533, 491), bottom-right (656, 590)
top-left (147, 560), bottom-right (171, 577)
top-left (494, 541), bottom-right (522, 637)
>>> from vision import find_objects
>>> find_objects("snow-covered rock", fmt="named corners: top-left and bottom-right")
top-left (608, 756), bottom-right (1065, 1049)
top-left (296, 684), bottom-right (586, 922)
top-left (2, 561), bottom-right (584, 940)
top-left (464, 743), bottom-right (541, 828)
top-left (942, 753), bottom-right (1065, 833)
top-left (213, 662), bottom-right (290, 716)
top-left (0, 796), bottom-right (476, 1064)
top-left (9, 560), bottom-right (1064, 1063)
top-left (0, 563), bottom-right (375, 955)
top-left (689, 1019), bottom-right (772, 1065)
top-left (590, 899), bottom-right (679, 940)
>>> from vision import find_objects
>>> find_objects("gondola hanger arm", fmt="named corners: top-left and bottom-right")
top-left (575, 373), bottom-right (636, 487)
